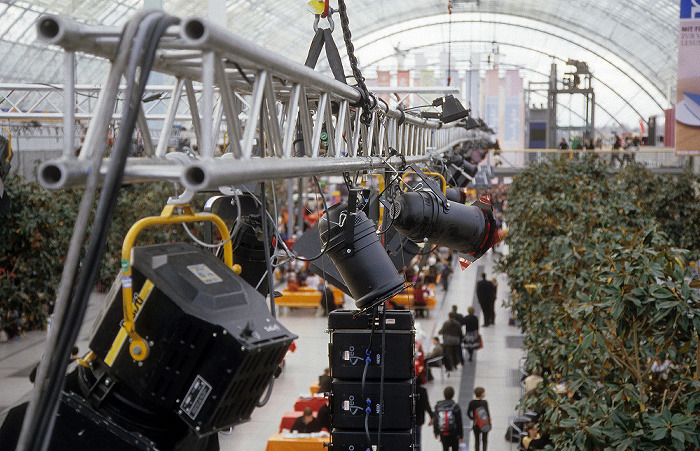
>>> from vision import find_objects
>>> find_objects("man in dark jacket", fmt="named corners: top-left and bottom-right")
top-left (476, 273), bottom-right (497, 326)
top-left (438, 313), bottom-right (463, 371)
top-left (415, 380), bottom-right (433, 450)
top-left (290, 407), bottom-right (321, 433)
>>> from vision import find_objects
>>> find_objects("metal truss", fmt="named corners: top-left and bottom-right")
top-left (32, 14), bottom-right (467, 197)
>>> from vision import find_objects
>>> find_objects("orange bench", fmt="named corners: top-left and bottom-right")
top-left (276, 287), bottom-right (345, 311)
top-left (389, 284), bottom-right (437, 316)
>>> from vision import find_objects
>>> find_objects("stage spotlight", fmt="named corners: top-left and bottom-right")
top-left (458, 116), bottom-right (481, 130)
top-left (205, 193), bottom-right (275, 297)
top-left (422, 95), bottom-right (470, 123)
top-left (88, 242), bottom-right (297, 438)
top-left (318, 200), bottom-right (406, 310)
top-left (389, 190), bottom-right (499, 257)
top-left (445, 187), bottom-right (466, 203)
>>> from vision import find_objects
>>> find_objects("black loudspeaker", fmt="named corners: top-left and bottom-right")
top-left (328, 310), bottom-right (415, 448)
top-left (328, 310), bottom-right (414, 380)
top-left (331, 430), bottom-right (413, 450)
top-left (318, 203), bottom-right (405, 310)
top-left (330, 381), bottom-right (414, 430)
top-left (89, 242), bottom-right (296, 436)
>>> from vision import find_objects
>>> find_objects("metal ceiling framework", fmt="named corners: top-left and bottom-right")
top-left (362, 39), bottom-right (644, 130)
top-left (0, 1), bottom-right (679, 128)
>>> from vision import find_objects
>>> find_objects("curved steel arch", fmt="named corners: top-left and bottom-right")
top-left (490, 62), bottom-right (627, 130)
top-left (351, 17), bottom-right (667, 113)
top-left (344, 7), bottom-right (675, 103)
top-left (362, 39), bottom-right (651, 124)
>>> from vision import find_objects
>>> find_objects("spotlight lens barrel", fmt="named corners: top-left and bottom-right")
top-left (390, 191), bottom-right (488, 254)
top-left (319, 203), bottom-right (405, 310)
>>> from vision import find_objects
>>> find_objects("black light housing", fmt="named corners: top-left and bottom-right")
top-left (318, 201), bottom-right (406, 310)
top-left (434, 94), bottom-right (470, 123)
top-left (389, 190), bottom-right (499, 259)
top-left (459, 116), bottom-right (481, 130)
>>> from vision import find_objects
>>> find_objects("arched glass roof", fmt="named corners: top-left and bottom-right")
top-left (0, 0), bottom-right (679, 129)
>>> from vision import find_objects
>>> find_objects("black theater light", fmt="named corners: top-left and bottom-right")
top-left (317, 196), bottom-right (406, 310)
top-left (389, 188), bottom-right (499, 258)
top-left (86, 242), bottom-right (297, 440)
top-left (459, 116), bottom-right (481, 130)
top-left (422, 94), bottom-right (470, 123)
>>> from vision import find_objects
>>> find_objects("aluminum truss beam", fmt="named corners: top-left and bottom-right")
top-left (33, 14), bottom-right (467, 195)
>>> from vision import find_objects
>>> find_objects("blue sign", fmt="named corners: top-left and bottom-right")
top-left (680, 0), bottom-right (700, 19)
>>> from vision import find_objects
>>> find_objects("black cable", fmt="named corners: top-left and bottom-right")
top-left (20, 12), bottom-right (178, 450)
top-left (233, 61), bottom-right (253, 86)
top-left (377, 306), bottom-right (387, 450)
top-left (362, 307), bottom-right (378, 445)
top-left (288, 175), bottom-right (332, 262)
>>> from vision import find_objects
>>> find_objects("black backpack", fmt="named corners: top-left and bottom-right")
top-left (434, 400), bottom-right (458, 436)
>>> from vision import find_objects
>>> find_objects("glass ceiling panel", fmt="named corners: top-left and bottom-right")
top-left (0, 0), bottom-right (680, 129)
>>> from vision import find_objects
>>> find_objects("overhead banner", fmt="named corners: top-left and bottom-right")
top-left (677, 0), bottom-right (700, 155)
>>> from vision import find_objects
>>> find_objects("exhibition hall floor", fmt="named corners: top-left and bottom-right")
top-left (0, 250), bottom-right (524, 450)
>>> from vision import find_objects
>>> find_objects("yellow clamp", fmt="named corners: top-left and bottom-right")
top-left (120, 204), bottom-right (233, 361)
top-left (401, 170), bottom-right (447, 194)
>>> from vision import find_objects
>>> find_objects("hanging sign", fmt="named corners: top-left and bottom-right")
top-left (676, 0), bottom-right (700, 155)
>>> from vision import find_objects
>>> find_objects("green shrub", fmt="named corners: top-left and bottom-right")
top-left (501, 155), bottom-right (700, 450)
top-left (0, 178), bottom-right (198, 331)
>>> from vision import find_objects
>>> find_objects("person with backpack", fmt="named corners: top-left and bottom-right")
top-left (467, 386), bottom-right (491, 451)
top-left (433, 386), bottom-right (464, 451)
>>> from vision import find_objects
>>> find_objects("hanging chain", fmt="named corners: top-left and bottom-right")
top-left (337, 0), bottom-right (376, 125)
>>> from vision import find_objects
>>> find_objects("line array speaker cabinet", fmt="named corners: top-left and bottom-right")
top-left (327, 310), bottom-right (415, 450)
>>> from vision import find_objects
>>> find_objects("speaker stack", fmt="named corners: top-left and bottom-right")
top-left (327, 310), bottom-right (415, 450)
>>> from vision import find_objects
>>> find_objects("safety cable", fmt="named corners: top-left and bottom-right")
top-left (285, 175), bottom-right (331, 262)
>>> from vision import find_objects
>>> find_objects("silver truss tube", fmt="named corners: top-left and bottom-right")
top-left (181, 138), bottom-right (465, 191)
top-left (155, 78), bottom-right (185, 157)
top-left (62, 51), bottom-right (75, 158)
top-left (180, 16), bottom-right (361, 103)
top-left (37, 157), bottom-right (185, 189)
top-left (37, 14), bottom-right (122, 57)
top-left (137, 104), bottom-right (155, 157)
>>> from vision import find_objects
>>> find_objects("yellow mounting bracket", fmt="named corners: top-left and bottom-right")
top-left (120, 204), bottom-right (233, 361)
top-left (401, 170), bottom-right (447, 194)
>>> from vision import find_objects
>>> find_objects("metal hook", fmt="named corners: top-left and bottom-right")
top-left (312, 10), bottom-right (335, 32)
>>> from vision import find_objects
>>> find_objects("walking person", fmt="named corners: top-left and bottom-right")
top-left (476, 273), bottom-right (496, 326)
top-left (415, 380), bottom-right (434, 450)
top-left (467, 387), bottom-right (491, 451)
top-left (462, 306), bottom-right (480, 362)
top-left (438, 312), bottom-right (463, 372)
top-left (433, 386), bottom-right (464, 451)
